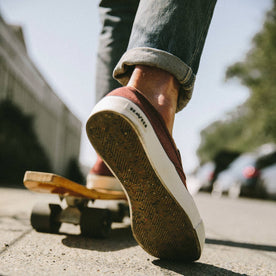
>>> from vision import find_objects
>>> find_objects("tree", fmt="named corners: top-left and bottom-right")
top-left (0, 100), bottom-right (51, 185)
top-left (197, 1), bottom-right (276, 164)
top-left (226, 0), bottom-right (276, 141)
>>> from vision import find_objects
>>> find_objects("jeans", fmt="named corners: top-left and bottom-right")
top-left (96, 0), bottom-right (217, 112)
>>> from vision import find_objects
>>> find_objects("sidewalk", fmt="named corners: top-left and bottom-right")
top-left (0, 187), bottom-right (276, 275)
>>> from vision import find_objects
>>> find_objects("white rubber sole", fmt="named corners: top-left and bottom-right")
top-left (87, 95), bottom-right (205, 260)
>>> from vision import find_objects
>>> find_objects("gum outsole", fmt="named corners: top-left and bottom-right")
top-left (87, 111), bottom-right (200, 261)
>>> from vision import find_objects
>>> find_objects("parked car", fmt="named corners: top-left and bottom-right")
top-left (195, 162), bottom-right (215, 192)
top-left (212, 144), bottom-right (276, 199)
top-left (212, 153), bottom-right (257, 198)
top-left (259, 163), bottom-right (276, 200)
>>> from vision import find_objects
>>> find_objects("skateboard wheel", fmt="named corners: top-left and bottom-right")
top-left (106, 202), bottom-right (129, 223)
top-left (31, 203), bottom-right (62, 233)
top-left (80, 207), bottom-right (112, 238)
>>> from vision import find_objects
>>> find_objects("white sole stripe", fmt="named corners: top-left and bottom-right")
top-left (90, 95), bottom-right (205, 250)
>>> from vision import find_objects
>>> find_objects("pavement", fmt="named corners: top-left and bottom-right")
top-left (0, 186), bottom-right (276, 276)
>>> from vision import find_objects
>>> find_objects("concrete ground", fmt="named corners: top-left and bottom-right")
top-left (0, 187), bottom-right (276, 275)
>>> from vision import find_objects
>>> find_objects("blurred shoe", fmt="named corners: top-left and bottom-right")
top-left (86, 87), bottom-right (205, 261)
top-left (86, 155), bottom-right (123, 191)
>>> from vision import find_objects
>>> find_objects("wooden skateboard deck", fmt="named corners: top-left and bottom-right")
top-left (24, 171), bottom-right (126, 200)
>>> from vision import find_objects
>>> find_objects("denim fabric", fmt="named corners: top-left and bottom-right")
top-left (96, 0), bottom-right (217, 111)
top-left (95, 0), bottom-right (139, 103)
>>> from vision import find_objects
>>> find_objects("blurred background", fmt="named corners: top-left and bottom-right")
top-left (0, 0), bottom-right (275, 199)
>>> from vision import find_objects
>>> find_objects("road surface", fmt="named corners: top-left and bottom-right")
top-left (0, 187), bottom-right (275, 275)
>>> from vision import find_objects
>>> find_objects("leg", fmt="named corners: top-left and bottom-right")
top-left (87, 0), bottom-right (139, 190)
top-left (87, 0), bottom-right (217, 260)
top-left (95, 0), bottom-right (139, 102)
top-left (114, 0), bottom-right (217, 111)
top-left (127, 65), bottom-right (179, 135)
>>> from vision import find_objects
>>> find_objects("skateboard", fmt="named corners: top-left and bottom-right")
top-left (23, 171), bottom-right (129, 238)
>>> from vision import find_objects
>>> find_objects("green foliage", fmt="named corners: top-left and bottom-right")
top-left (226, 0), bottom-right (276, 140)
top-left (198, 1), bottom-right (276, 164)
top-left (0, 100), bottom-right (51, 185)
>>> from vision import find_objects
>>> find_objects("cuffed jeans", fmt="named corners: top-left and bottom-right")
top-left (96, 0), bottom-right (217, 112)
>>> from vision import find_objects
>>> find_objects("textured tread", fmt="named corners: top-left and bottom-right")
top-left (87, 111), bottom-right (200, 261)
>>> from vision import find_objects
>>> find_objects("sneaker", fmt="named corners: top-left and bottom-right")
top-left (86, 155), bottom-right (123, 191)
top-left (86, 87), bottom-right (205, 261)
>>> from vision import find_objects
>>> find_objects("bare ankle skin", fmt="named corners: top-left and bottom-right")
top-left (127, 65), bottom-right (179, 135)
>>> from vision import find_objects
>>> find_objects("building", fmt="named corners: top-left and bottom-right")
top-left (0, 14), bottom-right (82, 175)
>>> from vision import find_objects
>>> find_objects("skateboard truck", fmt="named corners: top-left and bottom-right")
top-left (24, 171), bottom-right (129, 238)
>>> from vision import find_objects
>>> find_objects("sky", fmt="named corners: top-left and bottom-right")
top-left (0, 0), bottom-right (273, 173)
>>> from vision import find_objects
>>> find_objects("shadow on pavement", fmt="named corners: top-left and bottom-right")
top-left (206, 238), bottom-right (276, 252)
top-left (153, 260), bottom-right (247, 276)
top-left (61, 224), bottom-right (137, 252)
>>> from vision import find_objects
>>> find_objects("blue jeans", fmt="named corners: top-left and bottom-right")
top-left (96, 0), bottom-right (217, 112)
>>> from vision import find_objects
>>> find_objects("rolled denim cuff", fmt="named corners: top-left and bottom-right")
top-left (113, 47), bottom-right (195, 112)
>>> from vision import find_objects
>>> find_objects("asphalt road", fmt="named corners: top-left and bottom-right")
top-left (0, 186), bottom-right (275, 275)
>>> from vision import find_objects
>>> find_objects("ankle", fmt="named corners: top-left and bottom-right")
top-left (127, 65), bottom-right (179, 134)
top-left (90, 155), bottom-right (113, 176)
